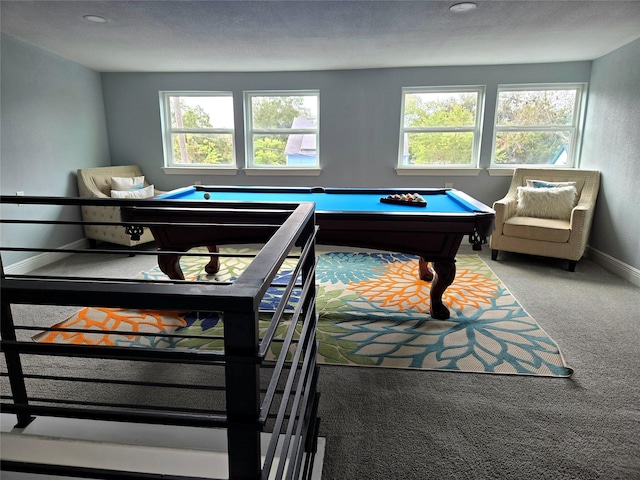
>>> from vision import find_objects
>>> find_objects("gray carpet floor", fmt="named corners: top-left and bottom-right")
top-left (317, 247), bottom-right (640, 480)
top-left (3, 244), bottom-right (639, 480)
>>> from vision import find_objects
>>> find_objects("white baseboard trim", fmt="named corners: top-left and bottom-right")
top-left (3, 239), bottom-right (89, 275)
top-left (586, 246), bottom-right (640, 287)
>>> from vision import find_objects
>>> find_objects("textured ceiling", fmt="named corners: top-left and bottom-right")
top-left (1, 1), bottom-right (640, 72)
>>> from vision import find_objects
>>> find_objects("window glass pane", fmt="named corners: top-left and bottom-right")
top-left (251, 95), bottom-right (318, 129)
top-left (493, 131), bottom-right (571, 165)
top-left (252, 134), bottom-right (288, 165)
top-left (285, 132), bottom-right (317, 166)
top-left (404, 132), bottom-right (474, 165)
top-left (496, 89), bottom-right (577, 127)
top-left (172, 133), bottom-right (234, 165)
top-left (404, 92), bottom-right (477, 128)
top-left (252, 133), bottom-right (318, 166)
top-left (246, 91), bottom-right (319, 168)
top-left (170, 96), bottom-right (234, 129)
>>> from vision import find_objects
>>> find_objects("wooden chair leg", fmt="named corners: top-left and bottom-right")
top-left (491, 249), bottom-right (499, 261)
top-left (568, 260), bottom-right (577, 272)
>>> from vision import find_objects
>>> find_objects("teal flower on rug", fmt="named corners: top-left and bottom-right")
top-left (316, 252), bottom-right (415, 284)
top-left (323, 284), bottom-right (570, 376)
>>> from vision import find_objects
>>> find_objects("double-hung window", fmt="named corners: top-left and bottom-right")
top-left (491, 84), bottom-right (586, 167)
top-left (245, 91), bottom-right (319, 170)
top-left (398, 86), bottom-right (484, 169)
top-left (160, 92), bottom-right (235, 169)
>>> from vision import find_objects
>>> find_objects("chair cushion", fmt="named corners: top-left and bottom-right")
top-left (516, 185), bottom-right (577, 220)
top-left (503, 216), bottom-right (571, 243)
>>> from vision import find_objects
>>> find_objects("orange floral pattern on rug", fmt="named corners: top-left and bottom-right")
top-left (35, 307), bottom-right (186, 346)
top-left (352, 260), bottom-right (500, 313)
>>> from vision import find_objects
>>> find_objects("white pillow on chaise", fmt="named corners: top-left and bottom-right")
top-left (111, 176), bottom-right (145, 191)
top-left (111, 185), bottom-right (155, 199)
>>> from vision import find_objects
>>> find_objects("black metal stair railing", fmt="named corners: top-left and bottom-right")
top-left (0, 195), bottom-right (321, 480)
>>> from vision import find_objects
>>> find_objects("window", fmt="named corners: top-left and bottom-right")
top-left (245, 91), bottom-right (319, 168)
top-left (491, 84), bottom-right (586, 167)
top-left (161, 92), bottom-right (235, 168)
top-left (399, 87), bottom-right (484, 167)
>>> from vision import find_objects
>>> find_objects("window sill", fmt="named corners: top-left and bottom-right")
top-left (487, 166), bottom-right (577, 177)
top-left (244, 168), bottom-right (322, 177)
top-left (395, 167), bottom-right (482, 176)
top-left (162, 167), bottom-right (239, 176)
top-left (487, 168), bottom-right (516, 177)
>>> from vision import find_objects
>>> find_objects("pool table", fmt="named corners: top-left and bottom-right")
top-left (121, 185), bottom-right (495, 320)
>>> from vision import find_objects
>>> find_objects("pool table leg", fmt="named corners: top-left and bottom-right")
top-left (418, 258), bottom-right (434, 282)
top-left (204, 245), bottom-right (220, 274)
top-left (158, 252), bottom-right (185, 280)
top-left (158, 245), bottom-right (220, 280)
top-left (430, 260), bottom-right (456, 320)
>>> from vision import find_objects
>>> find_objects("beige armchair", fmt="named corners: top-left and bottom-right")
top-left (77, 165), bottom-right (157, 248)
top-left (490, 168), bottom-right (600, 271)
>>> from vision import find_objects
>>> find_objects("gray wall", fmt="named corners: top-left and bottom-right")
top-left (580, 38), bottom-right (640, 269)
top-left (0, 34), bottom-right (111, 265)
top-left (101, 62), bottom-right (592, 208)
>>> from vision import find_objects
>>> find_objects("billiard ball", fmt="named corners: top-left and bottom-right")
top-left (203, 193), bottom-right (211, 200)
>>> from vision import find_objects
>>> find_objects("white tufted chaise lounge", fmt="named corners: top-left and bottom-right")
top-left (77, 165), bottom-right (157, 248)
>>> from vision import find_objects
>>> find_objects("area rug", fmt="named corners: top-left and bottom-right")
top-left (35, 249), bottom-right (573, 377)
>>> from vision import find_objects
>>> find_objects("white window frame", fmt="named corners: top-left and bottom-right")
top-left (396, 86), bottom-right (485, 176)
top-left (490, 83), bottom-right (587, 169)
top-left (160, 91), bottom-right (237, 174)
top-left (244, 90), bottom-right (320, 175)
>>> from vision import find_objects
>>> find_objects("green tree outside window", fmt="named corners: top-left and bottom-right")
top-left (401, 90), bottom-right (481, 166)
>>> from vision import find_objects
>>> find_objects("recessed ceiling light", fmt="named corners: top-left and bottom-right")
top-left (450, 2), bottom-right (477, 13)
top-left (83, 14), bottom-right (108, 23)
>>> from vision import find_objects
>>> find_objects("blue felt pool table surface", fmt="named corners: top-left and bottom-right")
top-left (155, 186), bottom-right (483, 215)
